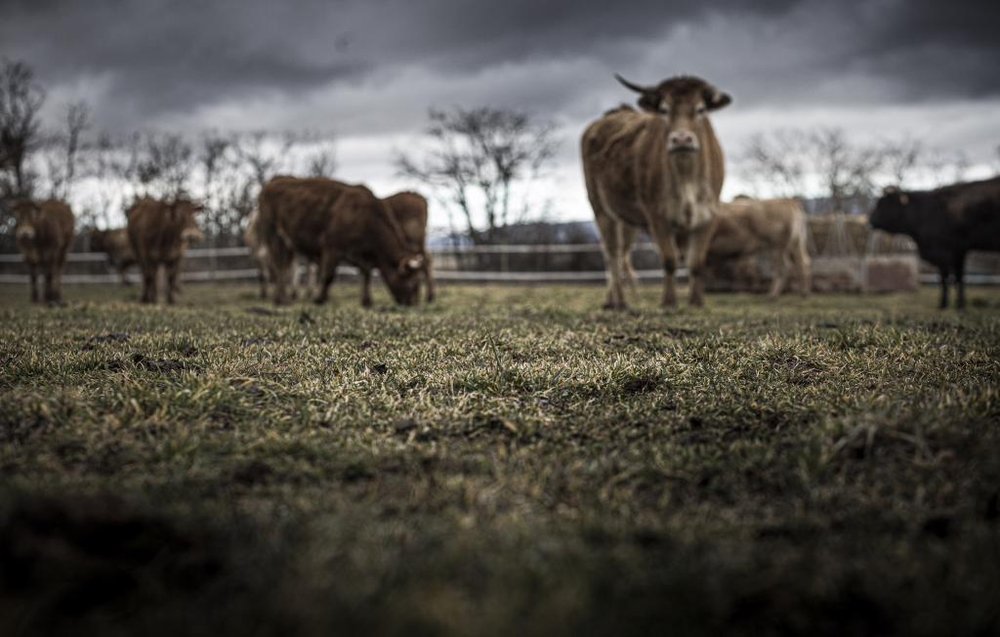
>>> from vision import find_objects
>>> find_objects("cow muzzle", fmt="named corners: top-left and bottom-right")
top-left (16, 226), bottom-right (36, 241)
top-left (667, 130), bottom-right (700, 154)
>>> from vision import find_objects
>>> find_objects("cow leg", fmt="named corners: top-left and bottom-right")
top-left (768, 249), bottom-right (787, 298)
top-left (27, 264), bottom-right (39, 303)
top-left (165, 260), bottom-right (179, 305)
top-left (314, 250), bottom-right (342, 305)
top-left (360, 268), bottom-right (373, 308)
top-left (141, 263), bottom-right (156, 304)
top-left (423, 254), bottom-right (436, 303)
top-left (938, 266), bottom-right (950, 309)
top-left (594, 213), bottom-right (628, 309)
top-left (619, 224), bottom-right (639, 299)
top-left (43, 263), bottom-right (56, 304)
top-left (685, 226), bottom-right (714, 307)
top-left (954, 254), bottom-right (967, 311)
top-left (269, 246), bottom-right (295, 306)
top-left (795, 248), bottom-right (811, 297)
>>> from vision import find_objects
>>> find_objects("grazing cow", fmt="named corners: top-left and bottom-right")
top-left (125, 197), bottom-right (204, 304)
top-left (89, 227), bottom-right (136, 285)
top-left (12, 199), bottom-right (74, 304)
top-left (256, 176), bottom-right (424, 306)
top-left (870, 177), bottom-right (1000, 309)
top-left (244, 210), bottom-right (317, 301)
top-left (582, 74), bottom-right (731, 308)
top-left (705, 197), bottom-right (811, 297)
top-left (354, 191), bottom-right (435, 307)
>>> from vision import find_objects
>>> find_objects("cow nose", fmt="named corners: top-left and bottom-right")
top-left (16, 227), bottom-right (35, 240)
top-left (668, 130), bottom-right (699, 152)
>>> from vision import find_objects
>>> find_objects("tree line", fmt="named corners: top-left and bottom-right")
top-left (738, 127), bottom-right (996, 215)
top-left (3, 56), bottom-right (996, 252)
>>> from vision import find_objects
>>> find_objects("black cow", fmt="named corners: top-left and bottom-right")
top-left (870, 177), bottom-right (1000, 309)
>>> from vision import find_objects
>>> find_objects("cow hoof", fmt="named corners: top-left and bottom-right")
top-left (602, 301), bottom-right (627, 311)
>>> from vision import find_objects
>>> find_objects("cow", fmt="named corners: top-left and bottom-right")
top-left (244, 210), bottom-right (317, 301)
top-left (256, 176), bottom-right (424, 306)
top-left (704, 197), bottom-right (811, 297)
top-left (125, 197), bottom-right (204, 304)
top-left (355, 191), bottom-right (435, 307)
top-left (582, 74), bottom-right (731, 309)
top-left (11, 199), bottom-right (75, 304)
top-left (870, 177), bottom-right (1000, 309)
top-left (89, 227), bottom-right (137, 285)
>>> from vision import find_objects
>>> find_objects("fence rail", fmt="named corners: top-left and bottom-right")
top-left (2, 244), bottom-right (999, 286)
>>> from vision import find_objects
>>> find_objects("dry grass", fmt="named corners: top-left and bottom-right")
top-left (2, 282), bottom-right (999, 636)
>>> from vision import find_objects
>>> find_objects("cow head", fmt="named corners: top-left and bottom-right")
top-left (12, 200), bottom-right (41, 245)
top-left (382, 254), bottom-right (424, 306)
top-left (870, 186), bottom-right (910, 234)
top-left (615, 74), bottom-right (730, 155)
top-left (172, 199), bottom-right (205, 244)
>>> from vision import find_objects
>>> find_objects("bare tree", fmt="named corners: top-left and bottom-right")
top-left (809, 126), bottom-right (883, 214)
top-left (138, 132), bottom-right (194, 198)
top-left (233, 131), bottom-right (295, 188)
top-left (42, 100), bottom-right (91, 202)
top-left (880, 137), bottom-right (922, 189)
top-left (740, 129), bottom-right (810, 198)
top-left (306, 146), bottom-right (337, 178)
top-left (0, 58), bottom-right (45, 203)
top-left (395, 106), bottom-right (557, 244)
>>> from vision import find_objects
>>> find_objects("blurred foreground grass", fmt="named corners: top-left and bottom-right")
top-left (1, 282), bottom-right (999, 636)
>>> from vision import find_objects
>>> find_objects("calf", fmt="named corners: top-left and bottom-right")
top-left (257, 176), bottom-right (423, 306)
top-left (355, 191), bottom-right (435, 307)
top-left (870, 177), bottom-right (1000, 309)
top-left (705, 197), bottom-right (811, 297)
top-left (125, 197), bottom-right (203, 304)
top-left (12, 199), bottom-right (75, 304)
top-left (89, 227), bottom-right (136, 285)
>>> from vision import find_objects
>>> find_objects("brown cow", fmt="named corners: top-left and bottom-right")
top-left (582, 74), bottom-right (731, 308)
top-left (256, 176), bottom-right (424, 306)
top-left (12, 199), bottom-right (75, 304)
top-left (705, 198), bottom-right (811, 297)
top-left (244, 210), bottom-right (316, 301)
top-left (355, 191), bottom-right (435, 307)
top-left (125, 197), bottom-right (203, 304)
top-left (89, 227), bottom-right (136, 285)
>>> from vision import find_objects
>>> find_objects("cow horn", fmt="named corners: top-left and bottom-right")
top-left (882, 186), bottom-right (899, 195)
top-left (614, 73), bottom-right (652, 94)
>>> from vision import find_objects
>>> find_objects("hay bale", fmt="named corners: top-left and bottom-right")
top-left (864, 255), bottom-right (919, 293)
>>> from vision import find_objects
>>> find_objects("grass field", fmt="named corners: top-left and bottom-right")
top-left (1, 282), bottom-right (999, 636)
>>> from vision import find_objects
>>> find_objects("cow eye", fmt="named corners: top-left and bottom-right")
top-left (695, 104), bottom-right (707, 116)
top-left (658, 100), bottom-right (670, 115)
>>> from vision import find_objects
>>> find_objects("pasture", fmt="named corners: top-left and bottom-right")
top-left (2, 282), bottom-right (999, 636)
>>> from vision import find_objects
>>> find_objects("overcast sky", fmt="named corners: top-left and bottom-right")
top-left (2, 0), bottom-right (998, 224)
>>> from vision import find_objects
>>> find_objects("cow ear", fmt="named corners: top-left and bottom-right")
top-left (704, 87), bottom-right (731, 111)
top-left (637, 92), bottom-right (663, 113)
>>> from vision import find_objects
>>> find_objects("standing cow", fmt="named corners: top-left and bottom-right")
top-left (355, 191), bottom-right (435, 307)
top-left (706, 197), bottom-right (811, 297)
top-left (12, 199), bottom-right (75, 304)
top-left (244, 210), bottom-right (317, 301)
top-left (582, 74), bottom-right (731, 308)
top-left (126, 197), bottom-right (204, 304)
top-left (89, 227), bottom-right (137, 285)
top-left (256, 176), bottom-right (424, 306)
top-left (870, 177), bottom-right (1000, 309)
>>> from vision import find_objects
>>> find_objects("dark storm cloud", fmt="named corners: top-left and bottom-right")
top-left (0, 0), bottom-right (997, 132)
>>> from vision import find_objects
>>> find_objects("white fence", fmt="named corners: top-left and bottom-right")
top-left (1, 244), bottom-right (999, 286)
